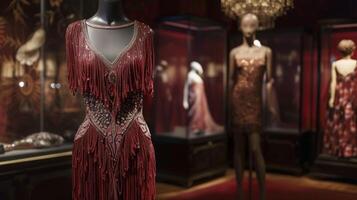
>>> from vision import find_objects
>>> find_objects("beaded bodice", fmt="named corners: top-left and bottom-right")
top-left (74, 92), bottom-right (150, 157)
top-left (234, 58), bottom-right (266, 94)
top-left (66, 20), bottom-right (154, 147)
top-left (84, 91), bottom-right (143, 133)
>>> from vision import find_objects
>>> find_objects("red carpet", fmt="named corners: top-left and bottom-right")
top-left (168, 178), bottom-right (357, 200)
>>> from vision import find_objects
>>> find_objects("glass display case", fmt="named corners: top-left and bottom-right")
top-left (152, 16), bottom-right (227, 186)
top-left (229, 28), bottom-right (315, 174)
top-left (259, 29), bottom-right (315, 133)
top-left (0, 0), bottom-right (84, 161)
top-left (0, 1), bottom-right (95, 199)
top-left (312, 22), bottom-right (357, 180)
top-left (262, 29), bottom-right (314, 174)
top-left (153, 18), bottom-right (226, 139)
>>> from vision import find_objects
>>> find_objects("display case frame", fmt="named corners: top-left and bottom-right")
top-left (261, 28), bottom-right (315, 174)
top-left (311, 21), bottom-right (357, 180)
top-left (151, 16), bottom-right (228, 186)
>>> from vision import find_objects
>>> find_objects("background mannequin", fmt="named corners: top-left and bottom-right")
top-left (85, 0), bottom-right (135, 63)
top-left (183, 61), bottom-right (223, 136)
top-left (229, 13), bottom-right (277, 200)
top-left (329, 40), bottom-right (357, 108)
top-left (324, 39), bottom-right (357, 158)
top-left (183, 61), bottom-right (204, 110)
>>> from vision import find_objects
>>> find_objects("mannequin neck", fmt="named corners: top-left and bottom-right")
top-left (342, 55), bottom-right (353, 60)
top-left (242, 35), bottom-right (256, 47)
top-left (94, 0), bottom-right (128, 25)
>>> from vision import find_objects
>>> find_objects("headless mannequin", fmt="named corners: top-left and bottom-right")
top-left (85, 0), bottom-right (134, 63)
top-left (329, 41), bottom-right (357, 107)
top-left (229, 14), bottom-right (276, 200)
top-left (183, 61), bottom-right (204, 109)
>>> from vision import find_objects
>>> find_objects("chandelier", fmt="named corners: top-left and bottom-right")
top-left (221, 0), bottom-right (294, 29)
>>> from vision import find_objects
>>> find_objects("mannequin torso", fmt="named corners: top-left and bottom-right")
top-left (334, 59), bottom-right (357, 76)
top-left (188, 71), bottom-right (203, 84)
top-left (183, 70), bottom-right (203, 109)
top-left (233, 44), bottom-right (269, 63)
top-left (329, 58), bottom-right (357, 107)
top-left (84, 0), bottom-right (134, 63)
top-left (232, 45), bottom-right (269, 80)
top-left (84, 22), bottom-right (135, 63)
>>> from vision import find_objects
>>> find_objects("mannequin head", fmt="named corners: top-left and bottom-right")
top-left (190, 61), bottom-right (204, 75)
top-left (338, 39), bottom-right (356, 57)
top-left (240, 13), bottom-right (259, 39)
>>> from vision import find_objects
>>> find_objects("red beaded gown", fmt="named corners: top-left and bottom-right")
top-left (323, 67), bottom-right (357, 158)
top-left (66, 20), bottom-right (156, 200)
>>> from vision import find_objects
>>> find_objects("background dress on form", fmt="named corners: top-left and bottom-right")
top-left (187, 81), bottom-right (223, 135)
top-left (66, 20), bottom-right (156, 200)
top-left (232, 58), bottom-right (266, 133)
top-left (323, 67), bottom-right (357, 158)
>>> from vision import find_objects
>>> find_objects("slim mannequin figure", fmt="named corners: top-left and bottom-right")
top-left (85, 0), bottom-right (135, 63)
top-left (324, 39), bottom-right (357, 158)
top-left (329, 40), bottom-right (357, 108)
top-left (229, 13), bottom-right (277, 200)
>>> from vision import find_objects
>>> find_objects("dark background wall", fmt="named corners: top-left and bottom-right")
top-left (122, 0), bottom-right (357, 31)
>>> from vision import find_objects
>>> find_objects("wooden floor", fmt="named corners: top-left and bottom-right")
top-left (157, 169), bottom-right (357, 199)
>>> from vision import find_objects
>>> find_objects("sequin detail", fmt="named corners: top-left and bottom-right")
top-left (116, 92), bottom-right (143, 126)
top-left (232, 57), bottom-right (266, 132)
top-left (83, 92), bottom-right (146, 136)
top-left (84, 94), bottom-right (111, 131)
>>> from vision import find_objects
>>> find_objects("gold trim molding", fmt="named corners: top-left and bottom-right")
top-left (0, 151), bottom-right (72, 166)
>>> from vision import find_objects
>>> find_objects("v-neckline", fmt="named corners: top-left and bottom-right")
top-left (81, 19), bottom-right (138, 68)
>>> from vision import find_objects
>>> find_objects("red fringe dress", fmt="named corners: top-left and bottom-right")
top-left (66, 20), bottom-right (156, 200)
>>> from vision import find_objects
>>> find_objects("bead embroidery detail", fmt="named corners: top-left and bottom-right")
top-left (74, 116), bottom-right (91, 141)
top-left (116, 92), bottom-right (143, 125)
top-left (84, 93), bottom-right (112, 131)
top-left (83, 91), bottom-right (147, 158)
top-left (137, 114), bottom-right (151, 138)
